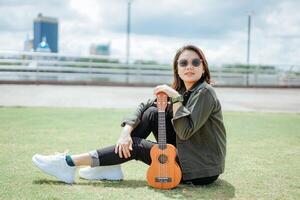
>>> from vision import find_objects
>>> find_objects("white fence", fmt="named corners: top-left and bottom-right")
top-left (0, 51), bottom-right (299, 87)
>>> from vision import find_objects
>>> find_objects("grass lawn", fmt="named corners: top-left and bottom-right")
top-left (0, 107), bottom-right (299, 199)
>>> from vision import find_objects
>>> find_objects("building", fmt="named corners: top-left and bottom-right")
top-left (36, 37), bottom-right (51, 52)
top-left (24, 34), bottom-right (33, 51)
top-left (33, 13), bottom-right (58, 53)
top-left (90, 42), bottom-right (111, 56)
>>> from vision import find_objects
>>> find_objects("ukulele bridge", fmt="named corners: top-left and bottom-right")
top-left (155, 177), bottom-right (172, 183)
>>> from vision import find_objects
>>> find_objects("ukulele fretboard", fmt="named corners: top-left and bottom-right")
top-left (158, 111), bottom-right (167, 149)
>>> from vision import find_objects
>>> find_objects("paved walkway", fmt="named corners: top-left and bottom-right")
top-left (0, 84), bottom-right (299, 112)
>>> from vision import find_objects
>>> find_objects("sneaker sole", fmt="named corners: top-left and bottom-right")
top-left (78, 168), bottom-right (123, 181)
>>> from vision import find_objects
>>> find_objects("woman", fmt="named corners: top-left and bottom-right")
top-left (32, 45), bottom-right (226, 186)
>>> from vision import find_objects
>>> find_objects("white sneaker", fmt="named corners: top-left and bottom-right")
top-left (79, 165), bottom-right (124, 181)
top-left (32, 153), bottom-right (76, 184)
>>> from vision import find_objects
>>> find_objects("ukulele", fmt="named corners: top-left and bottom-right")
top-left (146, 92), bottom-right (182, 189)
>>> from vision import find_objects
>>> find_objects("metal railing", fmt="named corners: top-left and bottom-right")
top-left (0, 50), bottom-right (299, 87)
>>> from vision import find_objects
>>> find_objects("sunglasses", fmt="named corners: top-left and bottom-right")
top-left (177, 58), bottom-right (202, 67)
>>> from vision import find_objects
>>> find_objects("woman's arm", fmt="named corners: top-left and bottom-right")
top-left (172, 89), bottom-right (216, 141)
top-left (121, 97), bottom-right (156, 129)
top-left (172, 101), bottom-right (182, 117)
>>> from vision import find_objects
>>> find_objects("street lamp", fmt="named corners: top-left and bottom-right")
top-left (125, 0), bottom-right (132, 84)
top-left (246, 11), bottom-right (253, 86)
top-left (126, 0), bottom-right (132, 64)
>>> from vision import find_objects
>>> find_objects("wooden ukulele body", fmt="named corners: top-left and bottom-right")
top-left (147, 144), bottom-right (182, 189)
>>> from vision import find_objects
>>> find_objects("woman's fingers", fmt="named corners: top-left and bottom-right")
top-left (126, 146), bottom-right (131, 157)
top-left (123, 148), bottom-right (128, 158)
top-left (114, 144), bottom-right (119, 154)
top-left (154, 85), bottom-right (164, 94)
top-left (121, 144), bottom-right (127, 158)
top-left (122, 144), bottom-right (131, 158)
top-left (154, 85), bottom-right (173, 96)
top-left (116, 143), bottom-right (132, 158)
top-left (118, 144), bottom-right (123, 158)
top-left (153, 85), bottom-right (159, 94)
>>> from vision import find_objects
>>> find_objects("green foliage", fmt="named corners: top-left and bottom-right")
top-left (134, 60), bottom-right (159, 65)
top-left (221, 64), bottom-right (278, 74)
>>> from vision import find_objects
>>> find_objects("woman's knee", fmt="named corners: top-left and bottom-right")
top-left (143, 106), bottom-right (158, 121)
top-left (130, 137), bottom-right (154, 164)
top-left (131, 137), bottom-right (155, 149)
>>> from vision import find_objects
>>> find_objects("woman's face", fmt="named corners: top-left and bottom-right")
top-left (177, 50), bottom-right (204, 86)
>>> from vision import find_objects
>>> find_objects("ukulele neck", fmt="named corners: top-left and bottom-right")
top-left (158, 111), bottom-right (167, 149)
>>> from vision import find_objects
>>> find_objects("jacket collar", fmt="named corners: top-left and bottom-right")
top-left (180, 78), bottom-right (207, 94)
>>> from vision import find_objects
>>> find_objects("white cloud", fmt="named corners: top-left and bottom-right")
top-left (0, 0), bottom-right (299, 67)
top-left (69, 0), bottom-right (103, 25)
top-left (249, 0), bottom-right (300, 65)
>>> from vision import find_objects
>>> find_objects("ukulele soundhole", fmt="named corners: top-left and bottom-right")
top-left (158, 154), bottom-right (168, 164)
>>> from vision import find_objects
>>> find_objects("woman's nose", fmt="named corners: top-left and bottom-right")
top-left (185, 63), bottom-right (194, 69)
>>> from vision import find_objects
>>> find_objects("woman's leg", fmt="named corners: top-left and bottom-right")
top-left (62, 106), bottom-right (176, 168)
top-left (67, 106), bottom-right (159, 167)
top-left (88, 106), bottom-right (177, 167)
top-left (71, 153), bottom-right (92, 166)
top-left (182, 175), bottom-right (219, 186)
top-left (68, 138), bottom-right (155, 167)
top-left (32, 106), bottom-right (176, 183)
top-left (91, 137), bottom-right (155, 166)
top-left (130, 106), bottom-right (176, 146)
top-left (130, 106), bottom-right (159, 139)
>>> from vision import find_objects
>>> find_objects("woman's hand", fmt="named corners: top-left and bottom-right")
top-left (153, 84), bottom-right (180, 98)
top-left (154, 84), bottom-right (183, 116)
top-left (114, 125), bottom-right (133, 159)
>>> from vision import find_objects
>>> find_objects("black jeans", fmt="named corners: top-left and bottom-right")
top-left (93, 106), bottom-right (219, 185)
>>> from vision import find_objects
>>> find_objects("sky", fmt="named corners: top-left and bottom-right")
top-left (0, 0), bottom-right (299, 66)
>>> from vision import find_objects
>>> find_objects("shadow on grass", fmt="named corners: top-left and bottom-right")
top-left (153, 179), bottom-right (235, 200)
top-left (33, 178), bottom-right (235, 199)
top-left (33, 179), bottom-right (148, 188)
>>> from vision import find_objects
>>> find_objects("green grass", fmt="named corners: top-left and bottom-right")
top-left (0, 107), bottom-right (299, 199)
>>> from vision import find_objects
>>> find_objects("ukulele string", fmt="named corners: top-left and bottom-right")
top-left (162, 112), bottom-right (164, 181)
top-left (163, 112), bottom-right (166, 180)
top-left (159, 111), bottom-right (162, 182)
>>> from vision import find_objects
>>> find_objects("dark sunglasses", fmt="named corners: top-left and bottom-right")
top-left (177, 58), bottom-right (202, 67)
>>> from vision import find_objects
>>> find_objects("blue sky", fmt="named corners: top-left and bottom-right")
top-left (0, 0), bottom-right (299, 66)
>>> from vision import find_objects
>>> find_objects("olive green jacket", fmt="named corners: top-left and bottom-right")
top-left (121, 81), bottom-right (226, 180)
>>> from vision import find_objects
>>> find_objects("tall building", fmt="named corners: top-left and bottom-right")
top-left (33, 13), bottom-right (58, 53)
top-left (24, 34), bottom-right (33, 51)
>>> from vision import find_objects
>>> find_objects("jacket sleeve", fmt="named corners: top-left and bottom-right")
top-left (171, 89), bottom-right (215, 140)
top-left (121, 97), bottom-right (156, 129)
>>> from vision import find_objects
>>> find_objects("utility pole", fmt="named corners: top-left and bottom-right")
top-left (125, 0), bottom-right (132, 84)
top-left (246, 13), bottom-right (252, 86)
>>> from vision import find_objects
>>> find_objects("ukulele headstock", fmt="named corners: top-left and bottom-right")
top-left (156, 92), bottom-right (168, 112)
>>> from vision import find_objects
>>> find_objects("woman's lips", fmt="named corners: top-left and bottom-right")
top-left (185, 72), bottom-right (194, 76)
